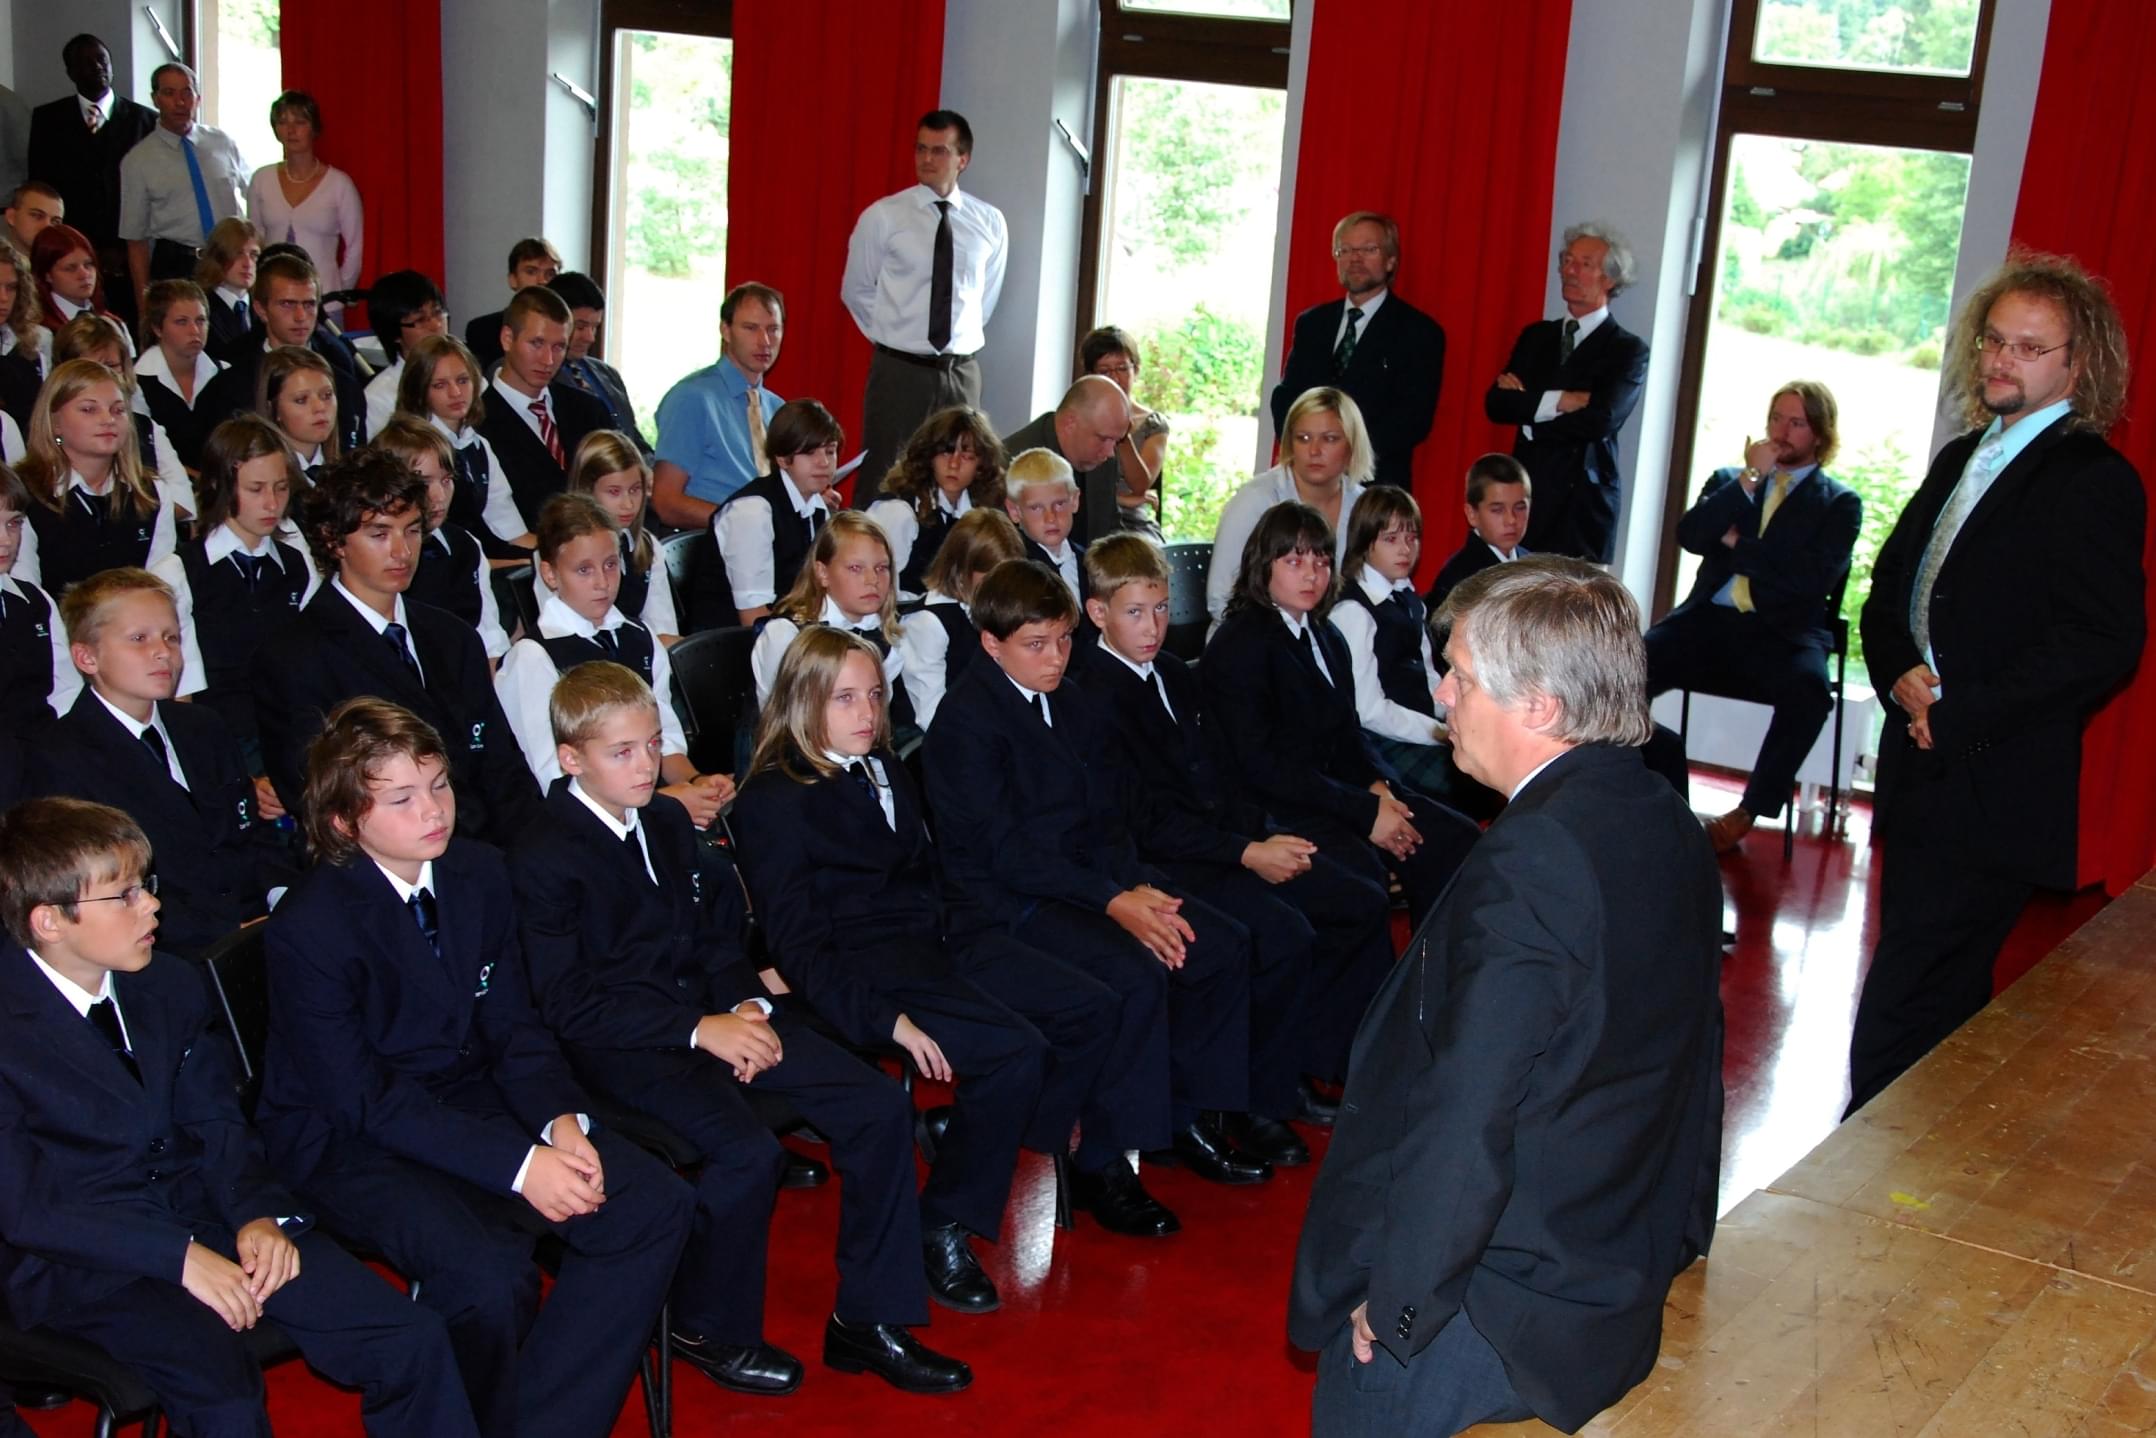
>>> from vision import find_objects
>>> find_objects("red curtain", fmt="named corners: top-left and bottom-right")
top-left (2011, 0), bottom-right (2156, 895)
top-left (1282, 0), bottom-right (1574, 586)
top-left (278, 0), bottom-right (447, 329)
top-left (727, 0), bottom-right (947, 504)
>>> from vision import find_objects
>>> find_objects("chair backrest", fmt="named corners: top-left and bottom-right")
top-left (1823, 563), bottom-right (1853, 658)
top-left (501, 562), bottom-right (542, 636)
top-left (668, 625), bottom-right (759, 776)
top-left (1162, 540), bottom-right (1212, 662)
top-left (662, 529), bottom-right (737, 635)
top-left (198, 923), bottom-right (271, 1111)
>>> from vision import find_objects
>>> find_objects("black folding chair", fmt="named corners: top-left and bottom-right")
top-left (1162, 540), bottom-right (1212, 663)
top-left (668, 626), bottom-right (759, 778)
top-left (661, 530), bottom-right (736, 636)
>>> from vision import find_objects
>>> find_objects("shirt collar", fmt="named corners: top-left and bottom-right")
top-left (1977, 397), bottom-right (2076, 465)
top-left (489, 374), bottom-right (546, 419)
top-left (822, 748), bottom-right (884, 778)
top-left (371, 857), bottom-right (435, 903)
top-left (938, 489), bottom-right (973, 520)
top-left (1558, 305), bottom-right (1610, 345)
top-left (537, 590), bottom-right (624, 640)
top-left (777, 470), bottom-right (827, 518)
top-left (205, 522), bottom-right (283, 567)
top-left (567, 777), bottom-right (638, 840)
top-left (1509, 750), bottom-right (1568, 801)
top-left (26, 947), bottom-right (113, 1018)
top-left (331, 576), bottom-right (409, 636)
top-left (1003, 672), bottom-right (1048, 706)
top-left (1346, 288), bottom-right (1388, 320)
top-left (80, 90), bottom-right (113, 121)
top-left (1356, 563), bottom-right (1413, 604)
top-left (50, 293), bottom-right (91, 321)
top-left (293, 443), bottom-right (325, 469)
top-left (1277, 606), bottom-right (1313, 640)
top-left (216, 284), bottom-right (249, 309)
top-left (91, 687), bottom-right (168, 747)
top-left (714, 354), bottom-right (764, 398)
top-left (136, 345), bottom-right (223, 392)
top-left (916, 183), bottom-right (969, 212)
top-left (428, 412), bottom-right (480, 447)
top-left (819, 594), bottom-right (878, 632)
top-left (1482, 540), bottom-right (1520, 562)
top-left (67, 469), bottom-right (110, 498)
top-left (1099, 644), bottom-right (1156, 684)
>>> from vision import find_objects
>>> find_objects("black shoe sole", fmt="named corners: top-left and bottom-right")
top-left (823, 1351), bottom-right (973, 1394)
top-left (927, 1283), bottom-right (1002, 1314)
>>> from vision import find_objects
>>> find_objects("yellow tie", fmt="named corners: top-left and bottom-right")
top-left (1731, 472), bottom-right (1791, 614)
top-left (747, 388), bottom-right (767, 471)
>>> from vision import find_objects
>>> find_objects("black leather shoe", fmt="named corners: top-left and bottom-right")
top-left (1147, 1117), bottom-right (1272, 1184)
top-left (1220, 1111), bottom-right (1310, 1167)
top-left (823, 1315), bottom-right (972, 1394)
top-left (915, 1104), bottom-right (956, 1164)
top-left (1297, 1077), bottom-right (1340, 1128)
top-left (782, 1149), bottom-right (829, 1189)
top-left (923, 1221), bottom-right (999, 1312)
top-left (668, 1331), bottom-right (804, 1395)
top-left (1071, 1156), bottom-right (1181, 1237)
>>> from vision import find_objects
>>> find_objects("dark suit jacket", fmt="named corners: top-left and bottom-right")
top-left (1072, 646), bottom-right (1257, 868)
top-left (1483, 315), bottom-right (1650, 562)
top-left (204, 290), bottom-right (255, 353)
top-left (0, 948), bottom-right (307, 1329)
top-left (1003, 411), bottom-right (1121, 547)
top-left (564, 356), bottom-right (650, 455)
top-left (1670, 466), bottom-right (1861, 648)
top-left (731, 753), bottom-right (957, 1049)
top-left (197, 333), bottom-right (367, 455)
top-left (1424, 538), bottom-right (1526, 611)
top-left (1289, 745), bottom-right (1723, 1431)
top-left (251, 589), bottom-right (540, 848)
top-left (0, 351), bottom-right (40, 435)
top-left (1861, 420), bottom-right (2146, 888)
top-left (29, 692), bottom-right (293, 956)
top-left (26, 95), bottom-right (157, 248)
top-left (256, 839), bottom-right (589, 1193)
top-left (475, 380), bottom-right (612, 529)
top-left (463, 310), bottom-right (506, 374)
top-left (1269, 293), bottom-right (1446, 490)
top-left (922, 657), bottom-right (1163, 936)
top-left (1200, 606), bottom-right (1386, 836)
top-left (509, 782), bottom-right (768, 1063)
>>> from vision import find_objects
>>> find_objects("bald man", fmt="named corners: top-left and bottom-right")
top-left (1002, 376), bottom-right (1132, 546)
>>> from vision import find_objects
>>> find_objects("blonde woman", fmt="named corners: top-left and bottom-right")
top-left (1204, 385), bottom-right (1373, 626)
top-left (16, 358), bottom-right (178, 590)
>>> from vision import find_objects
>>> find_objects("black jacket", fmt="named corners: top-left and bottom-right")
top-left (27, 95), bottom-right (157, 247)
top-left (1483, 315), bottom-right (1650, 561)
top-left (1269, 293), bottom-right (1446, 490)
top-left (1670, 466), bottom-right (1861, 648)
top-left (474, 381), bottom-right (613, 529)
top-left (1072, 646), bottom-right (1256, 868)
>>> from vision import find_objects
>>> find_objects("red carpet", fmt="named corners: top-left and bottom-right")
top-left (23, 782), bottom-right (2112, 1436)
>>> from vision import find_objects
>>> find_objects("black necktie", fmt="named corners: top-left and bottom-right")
top-left (87, 997), bottom-right (141, 1085)
top-left (383, 621), bottom-right (422, 681)
top-left (1299, 626), bottom-right (1333, 687)
top-left (74, 488), bottom-right (104, 526)
top-left (621, 827), bottom-right (651, 883)
top-left (845, 759), bottom-right (876, 796)
top-left (140, 724), bottom-right (171, 775)
top-left (232, 552), bottom-right (265, 591)
top-left (1332, 305), bottom-right (1363, 376)
top-left (1030, 692), bottom-right (1050, 728)
top-left (595, 627), bottom-right (621, 659)
top-left (806, 507), bottom-right (826, 545)
top-left (929, 199), bottom-right (955, 353)
top-left (1558, 316), bottom-right (1579, 366)
top-left (236, 297), bottom-right (253, 332)
top-left (408, 888), bottom-right (441, 959)
top-left (305, 463), bottom-right (323, 485)
top-left (1385, 587), bottom-right (1427, 626)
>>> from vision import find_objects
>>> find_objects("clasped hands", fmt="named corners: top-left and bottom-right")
top-left (1893, 664), bottom-right (1941, 750)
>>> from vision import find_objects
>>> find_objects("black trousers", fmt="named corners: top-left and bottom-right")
top-left (952, 931), bottom-right (1123, 1161)
top-left (41, 1230), bottom-right (477, 1438)
top-left (297, 1131), bottom-right (691, 1438)
top-left (1007, 891), bottom-right (1252, 1167)
top-left (1846, 837), bottom-right (2036, 1116)
top-left (1283, 791), bottom-right (1479, 928)
top-left (1268, 846), bottom-right (1396, 1086)
top-left (1522, 467), bottom-right (1617, 565)
top-left (857, 347), bottom-right (981, 506)
top-left (1646, 605), bottom-right (1832, 821)
top-left (581, 1022), bottom-right (930, 1331)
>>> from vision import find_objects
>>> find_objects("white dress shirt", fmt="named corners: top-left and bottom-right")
top-left (827, 748), bottom-right (897, 830)
top-left (628, 539), bottom-right (680, 639)
top-left (428, 415), bottom-right (530, 545)
top-left (331, 577), bottom-right (423, 683)
top-left (842, 183), bottom-right (1008, 357)
top-left (364, 358), bottom-right (403, 439)
top-left (0, 325), bottom-right (52, 376)
top-left (16, 472), bottom-right (181, 588)
top-left (750, 595), bottom-right (904, 708)
top-left (430, 527), bottom-right (509, 659)
top-left (495, 592), bottom-right (688, 784)
top-left (28, 948), bottom-right (130, 1047)
top-left (1, 573), bottom-right (82, 716)
top-left (92, 689), bottom-right (187, 788)
top-left (1525, 305), bottom-right (1610, 437)
top-left (1004, 671), bottom-right (1053, 726)
top-left (1205, 463), bottom-right (1368, 626)
top-left (489, 375), bottom-right (559, 452)
top-left (1277, 606), bottom-right (1335, 686)
top-left (136, 344), bottom-right (225, 409)
top-left (1328, 564), bottom-right (1444, 745)
top-left (44, 293), bottom-right (93, 326)
top-left (1097, 641), bottom-right (1175, 721)
top-left (1037, 538), bottom-right (1081, 602)
top-left (78, 89), bottom-right (114, 132)
top-left (897, 593), bottom-right (966, 732)
top-left (152, 521), bottom-right (320, 698)
top-left (1331, 287), bottom-right (1388, 350)
top-left (713, 471), bottom-right (828, 610)
top-left (866, 489), bottom-right (970, 592)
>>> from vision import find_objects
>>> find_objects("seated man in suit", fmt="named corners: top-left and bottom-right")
top-left (1000, 376), bottom-right (1128, 547)
top-left (926, 558), bottom-right (1268, 1232)
top-left (475, 285), bottom-right (611, 532)
top-left (1291, 558), bottom-right (1724, 1435)
top-left (514, 659), bottom-right (975, 1394)
top-left (251, 451), bottom-right (540, 847)
top-left (29, 568), bottom-right (292, 958)
top-left (255, 699), bottom-right (693, 1438)
top-left (1269, 210), bottom-right (1445, 492)
top-left (463, 237), bottom-right (559, 375)
top-left (199, 251), bottom-right (364, 452)
top-left (1077, 533), bottom-right (1396, 1143)
top-left (1483, 221), bottom-right (1651, 564)
top-left (547, 271), bottom-right (650, 453)
top-left (1426, 453), bottom-right (1532, 609)
top-left (1647, 381), bottom-right (1860, 853)
top-left (0, 796), bottom-right (478, 1437)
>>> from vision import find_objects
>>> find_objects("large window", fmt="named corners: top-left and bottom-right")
top-left (1076, 1), bottom-right (1291, 542)
top-left (592, 1), bottom-right (734, 443)
top-left (196, 0), bottom-right (283, 170)
top-left (1658, 0), bottom-right (1994, 675)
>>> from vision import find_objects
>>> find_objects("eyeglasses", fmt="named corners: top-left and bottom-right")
top-left (401, 306), bottom-right (448, 331)
top-left (1976, 333), bottom-right (2070, 363)
top-left (1332, 244), bottom-right (1385, 259)
top-left (77, 875), bottom-right (158, 907)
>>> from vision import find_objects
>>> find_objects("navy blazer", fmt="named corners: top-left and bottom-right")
top-left (27, 95), bottom-right (157, 248)
top-left (29, 691), bottom-right (292, 956)
top-left (256, 838), bottom-right (588, 1194)
top-left (1269, 293), bottom-right (1446, 491)
top-left (474, 382), bottom-right (614, 530)
top-left (1200, 605), bottom-right (1386, 836)
top-left (1424, 538), bottom-right (1527, 611)
top-left (731, 751), bottom-right (955, 1049)
top-left (1071, 646), bottom-right (1255, 869)
top-left (1290, 745), bottom-right (1723, 1430)
top-left (251, 587), bottom-right (539, 848)
top-left (0, 948), bottom-right (306, 1329)
top-left (509, 782), bottom-right (768, 1060)
top-left (922, 657), bottom-right (1162, 936)
top-left (1861, 421), bottom-right (2146, 888)
top-left (1670, 466), bottom-right (1860, 647)
top-left (1483, 315), bottom-right (1650, 556)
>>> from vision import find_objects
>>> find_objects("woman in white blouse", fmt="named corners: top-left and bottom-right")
top-left (1204, 384), bottom-right (1374, 628)
top-left (246, 91), bottom-right (363, 305)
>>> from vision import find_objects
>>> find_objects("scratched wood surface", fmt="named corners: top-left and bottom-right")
top-left (1463, 873), bottom-right (2156, 1436)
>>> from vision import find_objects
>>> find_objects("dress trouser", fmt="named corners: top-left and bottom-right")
top-left (857, 347), bottom-right (981, 506)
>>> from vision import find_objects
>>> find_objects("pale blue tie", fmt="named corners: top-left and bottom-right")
top-left (1910, 435), bottom-right (2008, 667)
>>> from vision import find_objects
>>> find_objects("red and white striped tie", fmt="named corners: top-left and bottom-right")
top-left (531, 394), bottom-right (565, 468)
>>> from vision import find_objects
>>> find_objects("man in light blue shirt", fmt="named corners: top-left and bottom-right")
top-left (117, 63), bottom-right (247, 310)
top-left (651, 282), bottom-right (786, 529)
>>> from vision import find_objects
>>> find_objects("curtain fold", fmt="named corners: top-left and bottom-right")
top-left (2011, 0), bottom-right (2156, 895)
top-left (727, 0), bottom-right (948, 501)
top-left (1283, 0), bottom-right (1574, 583)
top-left (278, 0), bottom-right (447, 329)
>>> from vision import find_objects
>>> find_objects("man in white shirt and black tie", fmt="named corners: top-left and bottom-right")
top-left (844, 110), bottom-right (1008, 503)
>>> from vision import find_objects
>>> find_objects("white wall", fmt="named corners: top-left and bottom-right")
top-left (14, 0), bottom-right (181, 108)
